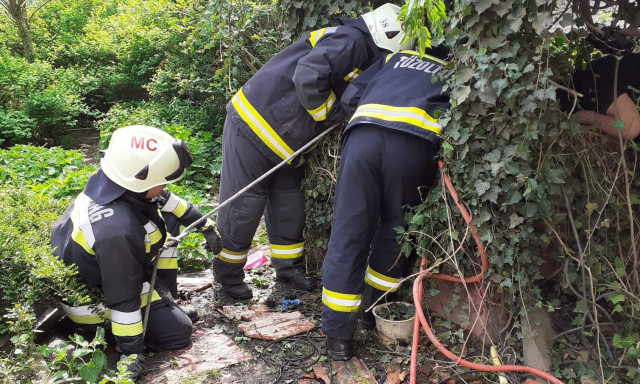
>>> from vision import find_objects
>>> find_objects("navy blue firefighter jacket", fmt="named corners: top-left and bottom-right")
top-left (227, 17), bottom-right (382, 164)
top-left (341, 50), bottom-right (452, 144)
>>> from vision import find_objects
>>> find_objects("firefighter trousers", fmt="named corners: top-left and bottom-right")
top-left (214, 115), bottom-right (306, 285)
top-left (321, 124), bottom-right (437, 340)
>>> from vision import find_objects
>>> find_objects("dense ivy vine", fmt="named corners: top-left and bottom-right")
top-left (297, 0), bottom-right (640, 381)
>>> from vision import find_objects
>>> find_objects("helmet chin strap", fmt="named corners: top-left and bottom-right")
top-left (126, 189), bottom-right (152, 201)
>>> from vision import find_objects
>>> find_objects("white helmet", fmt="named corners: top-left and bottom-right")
top-left (100, 125), bottom-right (192, 192)
top-left (362, 3), bottom-right (415, 53)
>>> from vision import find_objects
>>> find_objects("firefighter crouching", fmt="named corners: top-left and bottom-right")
top-left (321, 48), bottom-right (452, 360)
top-left (50, 125), bottom-right (222, 382)
top-left (214, 3), bottom-right (415, 300)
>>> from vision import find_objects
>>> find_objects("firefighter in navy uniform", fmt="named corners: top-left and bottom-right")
top-left (51, 125), bottom-right (222, 382)
top-left (214, 3), bottom-right (415, 300)
top-left (321, 49), bottom-right (452, 360)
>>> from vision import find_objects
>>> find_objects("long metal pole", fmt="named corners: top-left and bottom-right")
top-left (142, 122), bottom-right (340, 337)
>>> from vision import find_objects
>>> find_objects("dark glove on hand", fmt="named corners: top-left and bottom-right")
top-left (118, 354), bottom-right (145, 383)
top-left (201, 218), bottom-right (223, 254)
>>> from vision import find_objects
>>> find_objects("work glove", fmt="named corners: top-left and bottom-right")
top-left (118, 353), bottom-right (145, 383)
top-left (201, 218), bottom-right (223, 254)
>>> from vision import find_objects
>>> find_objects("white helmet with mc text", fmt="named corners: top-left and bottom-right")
top-left (100, 125), bottom-right (192, 193)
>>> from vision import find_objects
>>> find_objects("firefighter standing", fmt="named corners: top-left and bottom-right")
top-left (321, 49), bottom-right (452, 360)
top-left (214, 3), bottom-right (416, 299)
top-left (51, 125), bottom-right (222, 381)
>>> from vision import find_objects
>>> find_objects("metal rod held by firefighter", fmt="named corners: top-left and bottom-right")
top-left (142, 122), bottom-right (341, 337)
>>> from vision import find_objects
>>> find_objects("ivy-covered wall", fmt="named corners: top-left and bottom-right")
top-left (298, 0), bottom-right (640, 381)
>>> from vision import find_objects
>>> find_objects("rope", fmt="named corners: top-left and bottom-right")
top-left (142, 123), bottom-right (340, 337)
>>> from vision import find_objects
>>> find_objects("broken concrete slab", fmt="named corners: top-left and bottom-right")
top-left (220, 303), bottom-right (269, 320)
top-left (521, 306), bottom-right (555, 371)
top-left (221, 303), bottom-right (315, 340)
top-left (141, 329), bottom-right (252, 384)
top-left (238, 311), bottom-right (315, 340)
top-left (312, 359), bottom-right (377, 384)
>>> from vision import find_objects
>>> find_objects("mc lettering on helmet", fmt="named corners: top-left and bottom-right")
top-left (130, 136), bottom-right (158, 151)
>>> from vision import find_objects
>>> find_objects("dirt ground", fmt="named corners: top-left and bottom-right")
top-left (44, 253), bottom-right (489, 384)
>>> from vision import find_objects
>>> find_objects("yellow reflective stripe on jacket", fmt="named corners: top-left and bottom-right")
top-left (364, 265), bottom-right (400, 292)
top-left (160, 193), bottom-right (188, 218)
top-left (400, 51), bottom-right (446, 65)
top-left (307, 91), bottom-right (336, 121)
top-left (270, 243), bottom-right (304, 259)
top-left (343, 68), bottom-right (362, 82)
top-left (322, 287), bottom-right (362, 312)
top-left (59, 303), bottom-right (109, 324)
top-left (385, 53), bottom-right (396, 63)
top-left (157, 247), bottom-right (178, 270)
top-left (350, 103), bottom-right (442, 134)
top-left (70, 194), bottom-right (96, 255)
top-left (232, 89), bottom-right (295, 163)
top-left (140, 281), bottom-right (162, 307)
top-left (110, 309), bottom-right (143, 337)
top-left (309, 28), bottom-right (326, 47)
top-left (399, 50), bottom-right (445, 65)
top-left (216, 248), bottom-right (248, 264)
top-left (144, 221), bottom-right (164, 253)
top-left (308, 26), bottom-right (337, 47)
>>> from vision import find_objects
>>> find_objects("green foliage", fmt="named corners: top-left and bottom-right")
top-left (400, 0), bottom-right (446, 51)
top-left (0, 145), bottom-right (84, 186)
top-left (166, 183), bottom-right (214, 272)
top-left (0, 186), bottom-right (93, 335)
top-left (0, 108), bottom-right (36, 146)
top-left (278, 0), bottom-right (361, 40)
top-left (0, 304), bottom-right (39, 382)
top-left (38, 328), bottom-right (133, 384)
top-left (301, 129), bottom-right (343, 271)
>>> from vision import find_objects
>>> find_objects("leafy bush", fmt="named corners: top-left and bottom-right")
top-left (0, 186), bottom-right (93, 335)
top-left (0, 145), bottom-right (84, 186)
top-left (0, 109), bottom-right (36, 146)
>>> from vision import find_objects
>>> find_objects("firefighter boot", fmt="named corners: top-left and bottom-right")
top-left (212, 266), bottom-right (253, 300)
top-left (221, 282), bottom-right (252, 300)
top-left (325, 336), bottom-right (353, 361)
top-left (277, 272), bottom-right (317, 291)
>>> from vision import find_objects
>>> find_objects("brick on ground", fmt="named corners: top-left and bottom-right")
top-left (222, 303), bottom-right (314, 340)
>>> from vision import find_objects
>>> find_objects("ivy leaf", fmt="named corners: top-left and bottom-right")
top-left (483, 149), bottom-right (501, 163)
top-left (612, 334), bottom-right (637, 349)
top-left (455, 84), bottom-right (471, 105)
top-left (484, 185), bottom-right (500, 203)
top-left (474, 180), bottom-right (490, 196)
top-left (505, 190), bottom-right (523, 205)
top-left (509, 214), bottom-right (524, 228)
top-left (607, 294), bottom-right (625, 305)
top-left (493, 0), bottom-right (513, 17)
top-left (507, 7), bottom-right (526, 32)
top-left (474, 0), bottom-right (499, 14)
top-left (442, 141), bottom-right (453, 157)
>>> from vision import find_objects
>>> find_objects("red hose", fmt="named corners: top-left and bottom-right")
top-left (408, 160), bottom-right (564, 384)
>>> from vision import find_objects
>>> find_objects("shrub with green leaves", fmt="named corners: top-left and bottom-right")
top-left (0, 186), bottom-right (93, 337)
top-left (0, 145), bottom-right (84, 186)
